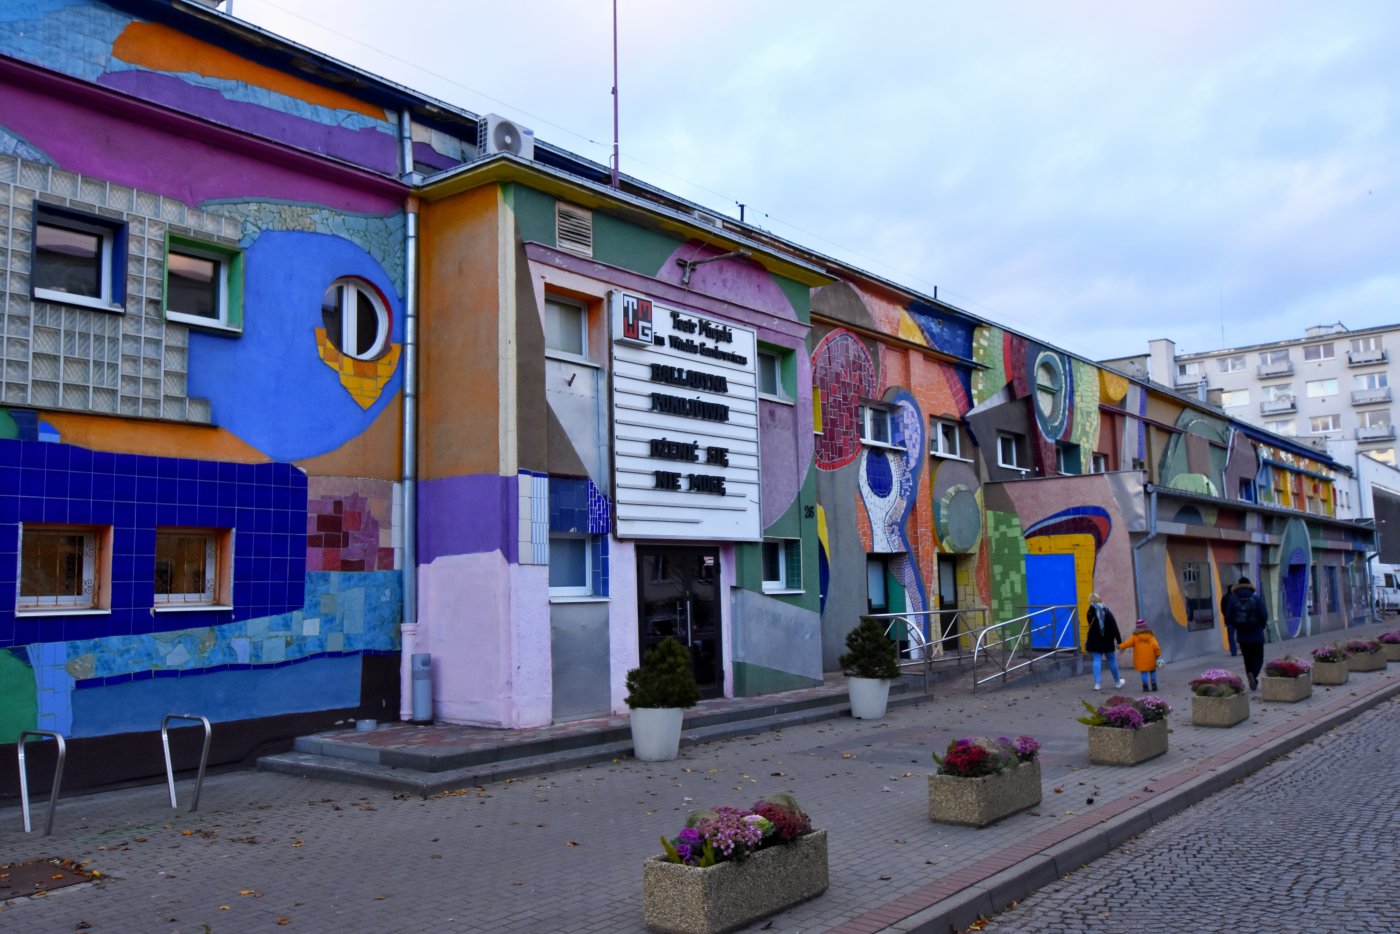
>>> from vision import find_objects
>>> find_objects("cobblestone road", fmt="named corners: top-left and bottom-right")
top-left (978, 696), bottom-right (1400, 934)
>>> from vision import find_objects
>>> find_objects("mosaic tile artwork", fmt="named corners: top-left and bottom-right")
top-left (812, 330), bottom-right (877, 471)
top-left (307, 489), bottom-right (394, 572)
top-left (549, 475), bottom-right (612, 596)
top-left (314, 328), bottom-right (403, 409)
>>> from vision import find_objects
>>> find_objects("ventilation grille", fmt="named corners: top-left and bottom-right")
top-left (556, 203), bottom-right (594, 257)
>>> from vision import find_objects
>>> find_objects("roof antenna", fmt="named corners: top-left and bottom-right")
top-left (610, 0), bottom-right (620, 188)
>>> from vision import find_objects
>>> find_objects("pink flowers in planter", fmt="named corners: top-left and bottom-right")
top-left (660, 793), bottom-right (813, 867)
top-left (1190, 669), bottom-right (1246, 697)
top-left (1078, 694), bottom-right (1171, 730)
top-left (1263, 658), bottom-right (1311, 678)
top-left (932, 735), bottom-right (1040, 777)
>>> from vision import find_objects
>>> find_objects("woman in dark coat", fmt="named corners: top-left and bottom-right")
top-left (1084, 592), bottom-right (1125, 691)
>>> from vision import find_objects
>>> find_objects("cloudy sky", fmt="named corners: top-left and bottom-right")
top-left (231, 0), bottom-right (1400, 362)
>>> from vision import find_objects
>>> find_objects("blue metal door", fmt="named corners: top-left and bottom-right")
top-left (1026, 554), bottom-right (1077, 649)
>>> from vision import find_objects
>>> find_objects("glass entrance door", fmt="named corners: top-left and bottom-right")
top-left (637, 546), bottom-right (722, 697)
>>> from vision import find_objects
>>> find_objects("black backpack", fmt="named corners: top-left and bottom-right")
top-left (1226, 591), bottom-right (1254, 628)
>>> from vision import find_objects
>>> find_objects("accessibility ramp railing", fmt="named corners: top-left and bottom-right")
top-left (864, 607), bottom-right (989, 693)
top-left (971, 604), bottom-right (1080, 693)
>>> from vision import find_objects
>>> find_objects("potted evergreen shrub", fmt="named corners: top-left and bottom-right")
top-left (643, 793), bottom-right (827, 934)
top-left (1260, 657), bottom-right (1312, 702)
top-left (626, 637), bottom-right (701, 762)
top-left (1188, 669), bottom-right (1249, 727)
top-left (839, 617), bottom-right (900, 720)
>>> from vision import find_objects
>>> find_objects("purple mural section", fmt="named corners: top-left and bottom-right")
top-left (418, 474), bottom-right (520, 565)
top-left (0, 78), bottom-right (402, 215)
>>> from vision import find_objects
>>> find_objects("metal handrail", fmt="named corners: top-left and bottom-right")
top-left (864, 608), bottom-right (989, 692)
top-left (18, 730), bottom-right (66, 835)
top-left (972, 604), bottom-right (1080, 692)
top-left (162, 714), bottom-right (212, 812)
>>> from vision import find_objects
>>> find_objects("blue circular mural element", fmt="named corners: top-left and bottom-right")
top-left (864, 450), bottom-right (894, 497)
top-left (1029, 349), bottom-right (1069, 441)
top-left (942, 485), bottom-right (982, 552)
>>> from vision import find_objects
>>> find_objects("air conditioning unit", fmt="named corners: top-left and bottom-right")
top-left (479, 114), bottom-right (535, 160)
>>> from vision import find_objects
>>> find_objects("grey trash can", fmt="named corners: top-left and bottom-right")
top-left (411, 653), bottom-right (433, 723)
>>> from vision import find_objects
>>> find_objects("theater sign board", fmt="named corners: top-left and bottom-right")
top-left (610, 290), bottom-right (761, 540)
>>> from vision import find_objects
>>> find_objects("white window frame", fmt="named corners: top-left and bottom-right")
top-left (165, 240), bottom-right (238, 331)
top-left (1352, 335), bottom-right (1382, 353)
top-left (761, 538), bottom-right (803, 594)
top-left (756, 349), bottom-right (788, 402)
top-left (1220, 388), bottom-right (1250, 408)
top-left (1358, 409), bottom-right (1391, 429)
top-left (32, 207), bottom-right (122, 312)
top-left (1354, 372), bottom-right (1389, 391)
top-left (858, 404), bottom-right (901, 449)
top-left (1091, 452), bottom-right (1110, 473)
top-left (1309, 414), bottom-right (1341, 434)
top-left (544, 295), bottom-right (589, 360)
top-left (930, 418), bottom-right (964, 460)
top-left (1218, 355), bottom-right (1246, 373)
top-left (997, 432), bottom-right (1026, 470)
top-left (1266, 419), bottom-right (1298, 437)
top-left (322, 276), bottom-right (390, 360)
top-left (17, 524), bottom-right (110, 614)
top-left (1177, 362), bottom-right (1201, 377)
top-left (1259, 349), bottom-right (1290, 365)
top-left (1263, 384), bottom-right (1293, 402)
top-left (548, 532), bottom-right (593, 597)
top-left (153, 527), bottom-right (233, 609)
top-left (1306, 378), bottom-right (1338, 398)
top-left (1304, 343), bottom-right (1335, 361)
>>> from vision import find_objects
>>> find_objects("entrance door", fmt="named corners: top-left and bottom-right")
top-left (937, 558), bottom-right (960, 650)
top-left (1026, 553), bottom-right (1077, 649)
top-left (637, 546), bottom-right (723, 698)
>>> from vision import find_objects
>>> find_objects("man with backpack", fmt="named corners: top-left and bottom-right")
top-left (1224, 576), bottom-right (1269, 690)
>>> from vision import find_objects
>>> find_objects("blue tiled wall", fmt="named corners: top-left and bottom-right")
top-left (548, 476), bottom-right (612, 597)
top-left (0, 438), bottom-right (308, 647)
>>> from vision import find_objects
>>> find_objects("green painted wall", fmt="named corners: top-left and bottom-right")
top-left (734, 466), bottom-right (820, 613)
top-left (0, 651), bottom-right (37, 744)
top-left (733, 661), bottom-right (820, 695)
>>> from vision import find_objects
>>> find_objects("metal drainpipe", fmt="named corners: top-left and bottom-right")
top-left (1130, 482), bottom-right (1159, 619)
top-left (398, 110), bottom-right (421, 721)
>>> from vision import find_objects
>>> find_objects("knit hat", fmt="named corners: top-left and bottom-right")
top-left (1236, 576), bottom-right (1251, 586)
top-left (1134, 619), bottom-right (1149, 630)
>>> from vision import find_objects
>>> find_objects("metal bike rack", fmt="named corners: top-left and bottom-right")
top-left (18, 730), bottom-right (66, 835)
top-left (161, 714), bottom-right (212, 812)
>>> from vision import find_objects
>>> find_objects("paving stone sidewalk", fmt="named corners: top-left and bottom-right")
top-left (1, 622), bottom-right (1396, 934)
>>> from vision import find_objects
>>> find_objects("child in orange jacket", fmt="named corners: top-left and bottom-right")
top-left (1118, 619), bottom-right (1162, 692)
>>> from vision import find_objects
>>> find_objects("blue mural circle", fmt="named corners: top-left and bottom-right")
top-left (864, 450), bottom-right (894, 497)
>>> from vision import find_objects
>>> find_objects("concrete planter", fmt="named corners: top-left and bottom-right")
top-left (847, 676), bottom-right (891, 720)
top-left (630, 707), bottom-right (685, 762)
top-left (1311, 660), bottom-right (1349, 686)
top-left (1382, 642), bottom-right (1400, 663)
top-left (1346, 650), bottom-right (1387, 673)
top-left (928, 759), bottom-right (1042, 827)
top-left (1260, 674), bottom-right (1312, 702)
top-left (1088, 717), bottom-right (1168, 765)
top-left (642, 829), bottom-right (829, 934)
top-left (1191, 691), bottom-right (1249, 727)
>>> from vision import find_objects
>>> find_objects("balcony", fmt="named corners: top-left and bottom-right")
top-left (1347, 348), bottom-right (1388, 366)
top-left (1351, 387), bottom-right (1392, 405)
top-left (1257, 360), bottom-right (1294, 377)
top-left (1174, 376), bottom-right (1204, 390)
top-left (1356, 424), bottom-right (1397, 442)
top-left (1260, 397), bottom-right (1296, 415)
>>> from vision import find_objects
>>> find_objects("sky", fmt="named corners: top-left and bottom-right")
top-left (230, 0), bottom-right (1400, 362)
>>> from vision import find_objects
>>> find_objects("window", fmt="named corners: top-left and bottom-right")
top-left (1220, 389), bottom-right (1250, 407)
top-left (1306, 378), bottom-right (1337, 398)
top-left (997, 432), bottom-right (1026, 470)
top-left (1310, 414), bottom-right (1341, 433)
top-left (859, 404), bottom-right (900, 448)
top-left (1177, 362), bottom-right (1201, 378)
top-left (756, 349), bottom-right (787, 400)
top-left (1358, 409), bottom-right (1391, 428)
top-left (154, 528), bottom-right (232, 608)
top-left (1325, 566), bottom-right (1340, 612)
top-left (165, 237), bottom-right (242, 331)
top-left (1263, 384), bottom-right (1293, 402)
top-left (549, 532), bottom-right (592, 596)
top-left (18, 524), bottom-right (109, 612)
top-left (321, 277), bottom-right (390, 360)
top-left (930, 418), bottom-right (963, 459)
top-left (1352, 336), bottom-right (1382, 353)
top-left (33, 206), bottom-right (124, 311)
top-left (1091, 452), bottom-right (1110, 473)
top-left (544, 296), bottom-right (587, 358)
top-left (1303, 343), bottom-right (1335, 361)
top-left (1218, 355), bottom-right (1245, 373)
top-left (1239, 478), bottom-right (1257, 502)
top-left (1055, 443), bottom-right (1080, 474)
top-left (1181, 562), bottom-right (1213, 631)
top-left (1265, 419), bottom-right (1297, 436)
top-left (761, 538), bottom-right (803, 592)
top-left (1354, 372), bottom-right (1389, 391)
top-left (1259, 349), bottom-right (1290, 366)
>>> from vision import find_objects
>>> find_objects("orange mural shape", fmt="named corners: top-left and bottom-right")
top-left (113, 23), bottom-right (388, 121)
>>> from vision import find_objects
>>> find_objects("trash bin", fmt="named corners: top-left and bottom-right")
top-left (411, 653), bottom-right (433, 723)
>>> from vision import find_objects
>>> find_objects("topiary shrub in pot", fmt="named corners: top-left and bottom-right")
top-left (626, 637), bottom-right (701, 762)
top-left (839, 617), bottom-right (900, 720)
